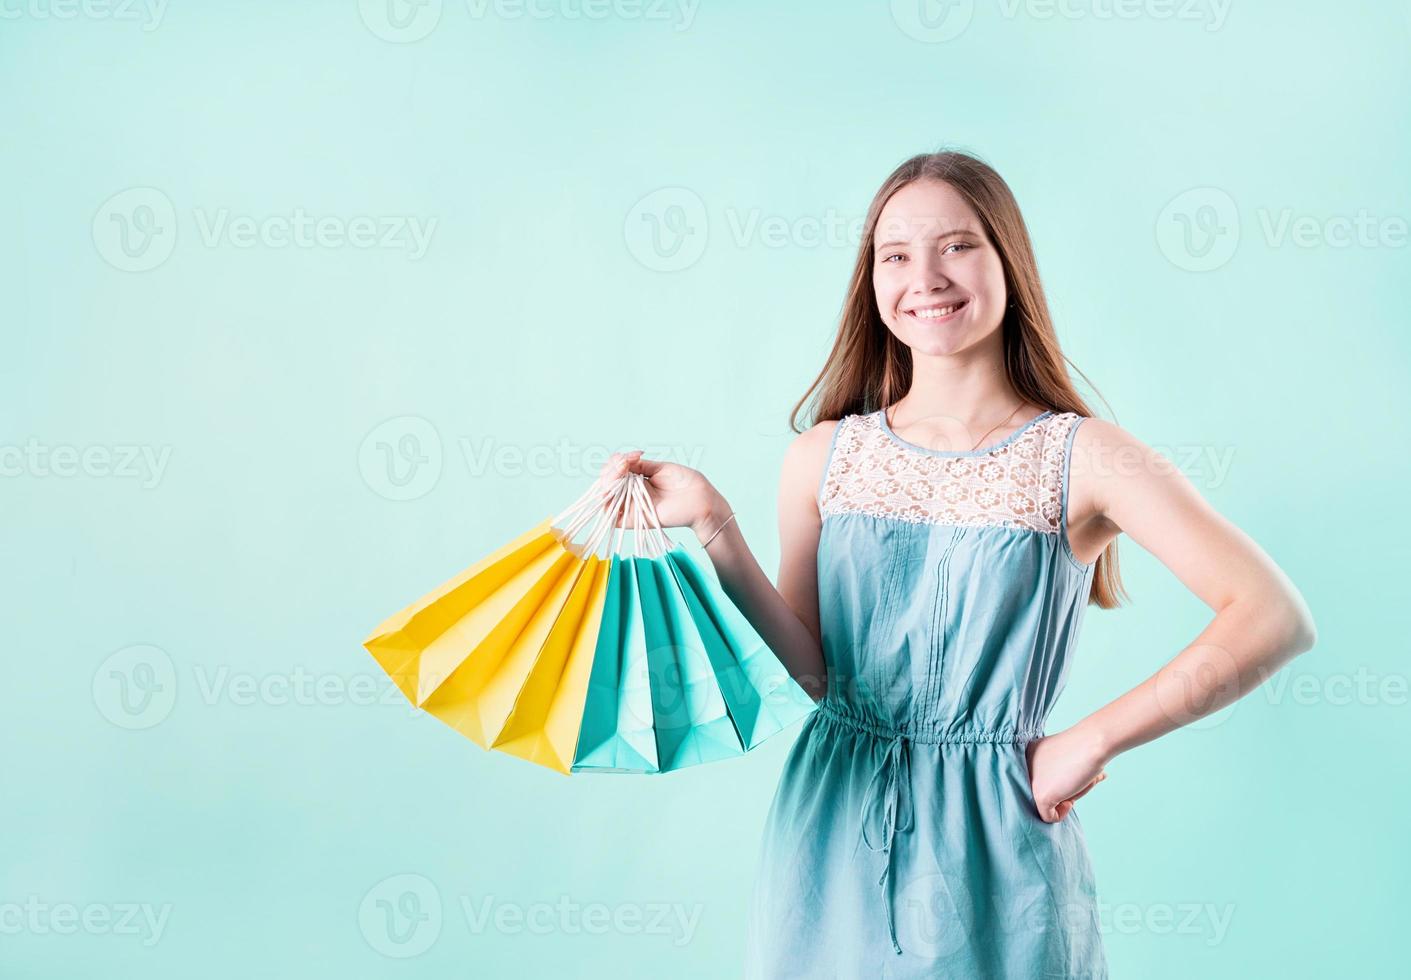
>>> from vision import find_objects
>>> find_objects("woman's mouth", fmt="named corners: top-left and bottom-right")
top-left (904, 299), bottom-right (969, 323)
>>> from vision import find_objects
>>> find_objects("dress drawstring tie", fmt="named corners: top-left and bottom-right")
top-left (860, 732), bottom-right (914, 955)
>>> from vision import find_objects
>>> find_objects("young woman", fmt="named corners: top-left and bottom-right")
top-left (602, 151), bottom-right (1317, 977)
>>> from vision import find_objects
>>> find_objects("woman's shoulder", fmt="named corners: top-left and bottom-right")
top-left (785, 416), bottom-right (843, 466)
top-left (780, 415), bottom-right (855, 508)
top-left (1059, 413), bottom-right (1148, 459)
top-left (1058, 413), bottom-right (1178, 517)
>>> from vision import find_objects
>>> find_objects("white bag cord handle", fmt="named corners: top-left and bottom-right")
top-left (549, 470), bottom-right (674, 559)
top-left (627, 473), bottom-right (671, 558)
top-left (616, 473), bottom-right (647, 559)
top-left (632, 475), bottom-right (671, 557)
top-left (615, 477), bottom-right (637, 558)
top-left (553, 472), bottom-right (617, 533)
top-left (561, 483), bottom-right (612, 543)
top-left (557, 471), bottom-right (631, 545)
top-left (558, 474), bottom-right (623, 559)
top-left (585, 477), bottom-right (632, 558)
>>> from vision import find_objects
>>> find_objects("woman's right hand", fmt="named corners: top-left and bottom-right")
top-left (597, 450), bottom-right (731, 546)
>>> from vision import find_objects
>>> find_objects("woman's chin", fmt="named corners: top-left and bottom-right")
top-left (895, 319), bottom-right (1003, 359)
top-left (906, 332), bottom-right (978, 358)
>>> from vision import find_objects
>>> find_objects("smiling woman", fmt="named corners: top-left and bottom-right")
top-left (608, 150), bottom-right (1136, 975)
top-left (594, 150), bottom-right (1274, 977)
top-left (867, 175), bottom-right (1040, 371)
top-left (657, 148), bottom-right (1314, 978)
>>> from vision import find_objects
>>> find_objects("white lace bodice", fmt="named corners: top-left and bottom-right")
top-left (818, 409), bottom-right (1086, 534)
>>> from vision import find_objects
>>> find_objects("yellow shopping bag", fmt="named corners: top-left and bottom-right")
top-left (491, 555), bottom-right (613, 773)
top-left (363, 475), bottom-right (629, 758)
top-left (363, 517), bottom-right (568, 705)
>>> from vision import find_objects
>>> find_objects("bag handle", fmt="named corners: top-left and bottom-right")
top-left (551, 471), bottom-right (673, 559)
top-left (606, 472), bottom-right (669, 559)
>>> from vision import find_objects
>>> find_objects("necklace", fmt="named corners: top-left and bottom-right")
top-left (886, 400), bottom-right (1029, 452)
top-left (965, 401), bottom-right (1026, 451)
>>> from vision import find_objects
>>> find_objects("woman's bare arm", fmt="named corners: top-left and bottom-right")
top-left (1067, 419), bottom-right (1319, 764)
top-left (686, 422), bottom-right (835, 702)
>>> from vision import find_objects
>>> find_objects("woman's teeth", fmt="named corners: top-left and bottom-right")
top-left (910, 300), bottom-right (966, 319)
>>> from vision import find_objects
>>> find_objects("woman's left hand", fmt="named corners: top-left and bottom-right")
top-left (1026, 725), bottom-right (1110, 823)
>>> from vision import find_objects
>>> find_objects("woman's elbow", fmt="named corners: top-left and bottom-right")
top-left (1283, 599), bottom-right (1318, 656)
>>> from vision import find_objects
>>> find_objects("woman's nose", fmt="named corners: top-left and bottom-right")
top-left (909, 274), bottom-right (951, 294)
top-left (908, 255), bottom-right (950, 291)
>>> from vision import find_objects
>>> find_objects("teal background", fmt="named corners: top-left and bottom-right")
top-left (2, 1), bottom-right (1407, 976)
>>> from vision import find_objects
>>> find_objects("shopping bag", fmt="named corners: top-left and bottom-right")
top-left (362, 468), bottom-right (816, 776)
top-left (490, 555), bottom-right (611, 774)
top-left (664, 548), bottom-right (816, 749)
top-left (635, 556), bottom-right (747, 771)
top-left (363, 518), bottom-right (570, 708)
top-left (570, 555), bottom-right (661, 773)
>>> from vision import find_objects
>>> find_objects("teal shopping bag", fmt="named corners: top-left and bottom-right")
top-left (664, 548), bottom-right (816, 748)
top-left (566, 471), bottom-right (815, 775)
top-left (634, 555), bottom-right (746, 772)
top-left (571, 557), bottom-right (659, 773)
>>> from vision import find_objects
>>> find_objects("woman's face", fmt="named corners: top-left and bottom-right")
top-left (872, 179), bottom-right (1008, 357)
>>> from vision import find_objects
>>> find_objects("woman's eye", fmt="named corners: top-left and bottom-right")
top-left (880, 243), bottom-right (969, 263)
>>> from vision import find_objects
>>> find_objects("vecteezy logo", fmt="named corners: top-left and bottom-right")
top-left (93, 644), bottom-right (178, 730)
top-left (358, 416), bottom-right (443, 501)
top-left (623, 187), bottom-right (709, 272)
top-left (358, 0), bottom-right (443, 43)
top-left (92, 188), bottom-right (178, 272)
top-left (1153, 642), bottom-right (1241, 730)
top-left (894, 870), bottom-right (971, 959)
top-left (890, 0), bottom-right (975, 43)
top-left (358, 873), bottom-right (442, 958)
top-left (1155, 187), bottom-right (1240, 272)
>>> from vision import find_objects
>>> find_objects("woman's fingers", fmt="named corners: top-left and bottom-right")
top-left (1041, 772), bottom-right (1110, 821)
top-left (608, 450), bottom-right (641, 478)
top-left (600, 449), bottom-right (641, 476)
top-left (1030, 741), bottom-right (1111, 821)
top-left (631, 454), bottom-right (665, 477)
top-left (1068, 780), bottom-right (1098, 803)
top-left (1060, 771), bottom-right (1108, 811)
top-left (596, 452), bottom-right (643, 507)
top-left (594, 452), bottom-right (653, 529)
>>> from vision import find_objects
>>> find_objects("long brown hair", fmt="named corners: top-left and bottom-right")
top-left (790, 149), bottom-right (1125, 608)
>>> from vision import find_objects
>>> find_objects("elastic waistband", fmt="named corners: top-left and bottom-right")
top-left (815, 698), bottom-right (1043, 745)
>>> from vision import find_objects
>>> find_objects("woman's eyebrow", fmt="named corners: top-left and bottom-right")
top-left (874, 228), bottom-right (974, 249)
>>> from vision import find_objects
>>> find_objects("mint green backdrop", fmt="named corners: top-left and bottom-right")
top-left (3, 2), bottom-right (1406, 976)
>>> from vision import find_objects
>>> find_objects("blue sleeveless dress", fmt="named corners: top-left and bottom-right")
top-left (744, 408), bottom-right (1108, 978)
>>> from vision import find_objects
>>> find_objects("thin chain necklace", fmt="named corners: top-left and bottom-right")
top-left (886, 399), bottom-right (1029, 451)
top-left (966, 401), bottom-right (1026, 451)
